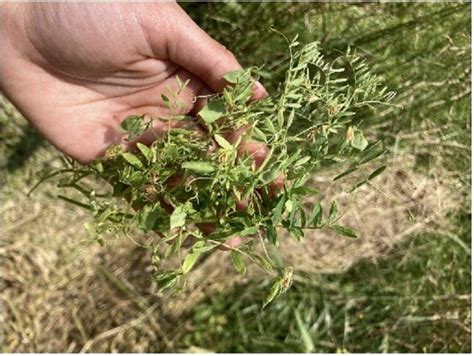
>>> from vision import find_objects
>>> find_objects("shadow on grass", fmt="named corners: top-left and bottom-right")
top-left (3, 126), bottom-right (46, 173)
top-left (179, 217), bottom-right (471, 353)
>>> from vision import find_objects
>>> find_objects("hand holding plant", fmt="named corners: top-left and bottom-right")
top-left (35, 39), bottom-right (393, 302)
top-left (1, 3), bottom-right (394, 305)
top-left (0, 2), bottom-right (267, 162)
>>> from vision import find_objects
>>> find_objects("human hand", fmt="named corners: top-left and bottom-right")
top-left (0, 2), bottom-right (268, 163)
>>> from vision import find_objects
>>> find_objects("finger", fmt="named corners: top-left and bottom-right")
top-left (224, 124), bottom-right (251, 145)
top-left (232, 131), bottom-right (284, 196)
top-left (190, 86), bottom-right (213, 116)
top-left (167, 15), bottom-right (240, 93)
top-left (116, 105), bottom-right (203, 149)
top-left (195, 222), bottom-right (244, 250)
top-left (251, 81), bottom-right (269, 101)
top-left (222, 125), bottom-right (268, 210)
top-left (224, 126), bottom-right (270, 168)
top-left (269, 174), bottom-right (285, 197)
top-left (228, 140), bottom-right (268, 211)
top-left (219, 237), bottom-right (243, 251)
top-left (195, 222), bottom-right (215, 236)
top-left (154, 68), bottom-right (207, 115)
top-left (126, 116), bottom-right (202, 148)
top-left (142, 4), bottom-right (268, 98)
top-left (238, 140), bottom-right (269, 169)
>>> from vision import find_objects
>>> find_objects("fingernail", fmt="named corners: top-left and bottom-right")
top-left (253, 81), bottom-right (269, 99)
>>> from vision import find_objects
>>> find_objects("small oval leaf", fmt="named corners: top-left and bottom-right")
top-left (230, 251), bottom-right (246, 275)
top-left (122, 152), bottom-right (143, 169)
top-left (182, 251), bottom-right (201, 274)
top-left (198, 99), bottom-right (226, 124)
top-left (331, 224), bottom-right (358, 238)
top-left (214, 133), bottom-right (233, 150)
top-left (182, 161), bottom-right (215, 174)
top-left (263, 280), bottom-right (281, 309)
top-left (170, 205), bottom-right (187, 230)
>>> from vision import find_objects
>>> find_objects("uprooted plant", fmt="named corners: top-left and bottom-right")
top-left (32, 38), bottom-right (394, 306)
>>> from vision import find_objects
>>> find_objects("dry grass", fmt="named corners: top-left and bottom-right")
top-left (1, 96), bottom-right (464, 352)
top-left (2, 4), bottom-right (469, 351)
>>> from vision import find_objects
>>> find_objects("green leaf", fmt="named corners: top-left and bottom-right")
top-left (264, 117), bottom-right (276, 133)
top-left (331, 224), bottom-right (358, 238)
top-left (328, 201), bottom-right (338, 224)
top-left (358, 142), bottom-right (385, 165)
top-left (291, 186), bottom-right (319, 196)
top-left (251, 253), bottom-right (274, 273)
top-left (349, 179), bottom-right (369, 193)
top-left (333, 166), bottom-right (358, 181)
top-left (103, 144), bottom-right (124, 160)
top-left (182, 161), bottom-right (215, 174)
top-left (139, 204), bottom-right (161, 231)
top-left (93, 161), bottom-right (104, 174)
top-left (263, 279), bottom-right (281, 309)
top-left (309, 203), bottom-right (322, 227)
top-left (122, 152), bottom-right (143, 169)
top-left (294, 310), bottom-right (315, 353)
top-left (266, 226), bottom-right (278, 245)
top-left (136, 143), bottom-right (153, 163)
top-left (153, 271), bottom-right (180, 291)
top-left (230, 251), bottom-right (246, 275)
top-left (170, 205), bottom-right (187, 230)
top-left (294, 156), bottom-right (311, 167)
top-left (281, 267), bottom-right (294, 292)
top-left (261, 164), bottom-right (282, 185)
top-left (223, 69), bottom-right (248, 84)
top-left (287, 201), bottom-right (299, 227)
top-left (112, 182), bottom-right (127, 196)
top-left (351, 130), bottom-right (368, 151)
top-left (164, 236), bottom-right (181, 258)
top-left (214, 133), bottom-right (233, 150)
top-left (182, 250), bottom-right (201, 274)
top-left (191, 241), bottom-right (216, 254)
top-left (198, 98), bottom-right (226, 124)
top-left (121, 115), bottom-right (147, 140)
top-left (349, 165), bottom-right (386, 193)
top-left (161, 93), bottom-right (171, 108)
top-left (252, 127), bottom-right (267, 143)
top-left (289, 227), bottom-right (304, 240)
top-left (297, 205), bottom-right (307, 229)
top-left (272, 195), bottom-right (286, 226)
top-left (368, 165), bottom-right (387, 181)
top-left (240, 226), bottom-right (259, 236)
top-left (285, 199), bottom-right (294, 214)
top-left (235, 82), bottom-right (254, 104)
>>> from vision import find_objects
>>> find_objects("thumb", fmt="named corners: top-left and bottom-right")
top-left (167, 6), bottom-right (240, 92)
top-left (143, 4), bottom-right (267, 97)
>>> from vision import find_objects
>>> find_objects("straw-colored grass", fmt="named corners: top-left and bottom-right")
top-left (1, 96), bottom-right (465, 352)
top-left (1, 3), bottom-right (470, 352)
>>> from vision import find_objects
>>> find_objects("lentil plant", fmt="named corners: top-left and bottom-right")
top-left (33, 39), bottom-right (394, 305)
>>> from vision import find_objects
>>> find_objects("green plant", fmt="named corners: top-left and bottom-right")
top-left (32, 39), bottom-right (393, 304)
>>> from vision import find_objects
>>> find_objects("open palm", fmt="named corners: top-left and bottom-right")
top-left (0, 2), bottom-right (267, 163)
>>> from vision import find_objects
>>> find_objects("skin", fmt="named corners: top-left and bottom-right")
top-left (0, 2), bottom-right (279, 246)
top-left (0, 2), bottom-right (268, 163)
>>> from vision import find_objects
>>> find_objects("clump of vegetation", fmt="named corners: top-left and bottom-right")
top-left (34, 39), bottom-right (393, 302)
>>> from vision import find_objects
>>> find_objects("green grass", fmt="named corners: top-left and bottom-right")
top-left (182, 212), bottom-right (470, 352)
top-left (178, 2), bottom-right (471, 353)
top-left (1, 2), bottom-right (471, 353)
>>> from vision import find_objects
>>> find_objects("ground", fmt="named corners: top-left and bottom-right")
top-left (0, 3), bottom-right (471, 352)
